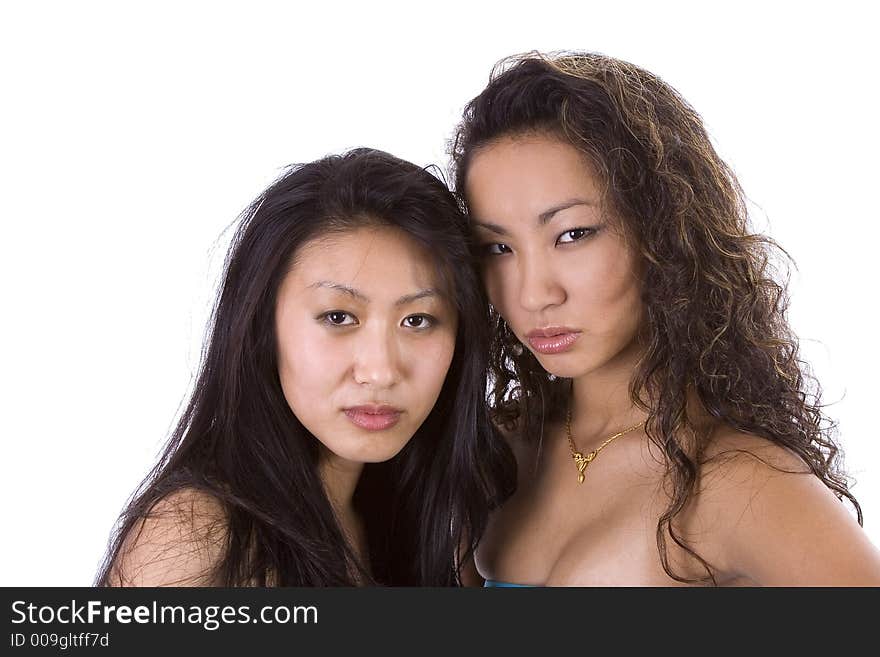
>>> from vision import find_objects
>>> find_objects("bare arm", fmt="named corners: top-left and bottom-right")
top-left (456, 529), bottom-right (486, 587)
top-left (107, 489), bottom-right (227, 587)
top-left (696, 435), bottom-right (880, 586)
top-left (458, 548), bottom-right (485, 587)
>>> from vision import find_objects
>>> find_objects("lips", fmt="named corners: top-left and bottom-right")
top-left (343, 405), bottom-right (402, 431)
top-left (525, 327), bottom-right (582, 355)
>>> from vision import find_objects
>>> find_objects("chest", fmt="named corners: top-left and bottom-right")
top-left (476, 435), bottom-right (696, 586)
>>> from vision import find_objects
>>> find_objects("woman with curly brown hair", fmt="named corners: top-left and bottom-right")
top-left (452, 52), bottom-right (880, 586)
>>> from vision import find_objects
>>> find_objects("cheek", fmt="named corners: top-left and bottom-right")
top-left (482, 266), bottom-right (516, 318)
top-left (408, 332), bottom-right (456, 406)
top-left (276, 323), bottom-right (345, 410)
top-left (567, 250), bottom-right (642, 329)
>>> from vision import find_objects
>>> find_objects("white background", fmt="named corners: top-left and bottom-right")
top-left (2, 1), bottom-right (877, 585)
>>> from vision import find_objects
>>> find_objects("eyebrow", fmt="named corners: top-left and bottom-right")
top-left (473, 198), bottom-right (596, 236)
top-left (539, 198), bottom-right (595, 223)
top-left (308, 281), bottom-right (442, 306)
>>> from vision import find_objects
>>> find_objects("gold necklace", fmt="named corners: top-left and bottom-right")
top-left (565, 407), bottom-right (645, 484)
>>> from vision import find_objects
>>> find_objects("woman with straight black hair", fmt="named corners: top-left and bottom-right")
top-left (96, 148), bottom-right (515, 586)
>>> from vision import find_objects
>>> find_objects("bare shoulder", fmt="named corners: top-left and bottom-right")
top-left (691, 428), bottom-right (880, 585)
top-left (697, 429), bottom-right (812, 496)
top-left (107, 488), bottom-right (228, 587)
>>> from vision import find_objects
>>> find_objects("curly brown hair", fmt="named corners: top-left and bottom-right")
top-left (451, 51), bottom-right (861, 584)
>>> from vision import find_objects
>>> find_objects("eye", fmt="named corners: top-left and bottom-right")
top-left (482, 243), bottom-right (512, 256)
top-left (321, 311), bottom-right (357, 326)
top-left (556, 228), bottom-right (594, 245)
top-left (401, 314), bottom-right (434, 329)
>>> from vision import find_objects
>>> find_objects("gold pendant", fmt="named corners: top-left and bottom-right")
top-left (572, 451), bottom-right (596, 484)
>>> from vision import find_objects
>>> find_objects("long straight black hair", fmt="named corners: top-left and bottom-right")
top-left (96, 148), bottom-right (516, 586)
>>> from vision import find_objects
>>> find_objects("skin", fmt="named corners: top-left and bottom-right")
top-left (464, 133), bottom-right (880, 586)
top-left (111, 225), bottom-right (458, 585)
top-left (275, 225), bottom-right (457, 560)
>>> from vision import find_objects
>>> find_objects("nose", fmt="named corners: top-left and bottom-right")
top-left (517, 253), bottom-right (566, 312)
top-left (353, 325), bottom-right (402, 389)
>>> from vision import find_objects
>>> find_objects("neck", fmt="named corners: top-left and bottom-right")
top-left (319, 449), bottom-right (363, 523)
top-left (570, 337), bottom-right (647, 444)
top-left (318, 449), bottom-right (370, 578)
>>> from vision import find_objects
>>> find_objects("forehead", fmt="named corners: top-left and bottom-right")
top-left (466, 135), bottom-right (603, 221)
top-left (285, 226), bottom-right (444, 298)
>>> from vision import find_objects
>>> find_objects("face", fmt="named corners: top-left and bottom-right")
top-left (275, 225), bottom-right (457, 465)
top-left (466, 134), bottom-right (643, 380)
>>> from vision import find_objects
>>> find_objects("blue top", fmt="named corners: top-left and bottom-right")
top-left (483, 579), bottom-right (536, 588)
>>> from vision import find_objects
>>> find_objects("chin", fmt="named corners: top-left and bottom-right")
top-left (533, 351), bottom-right (605, 380)
top-left (357, 449), bottom-right (406, 464)
top-left (347, 440), bottom-right (410, 465)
